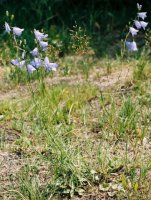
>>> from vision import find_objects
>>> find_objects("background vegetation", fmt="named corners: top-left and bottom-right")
top-left (0, 0), bottom-right (150, 57)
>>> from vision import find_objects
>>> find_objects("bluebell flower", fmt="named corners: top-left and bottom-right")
top-left (11, 59), bottom-right (25, 69)
top-left (27, 64), bottom-right (36, 73)
top-left (39, 41), bottom-right (48, 51)
top-left (34, 29), bottom-right (48, 41)
top-left (48, 63), bottom-right (58, 71)
top-left (12, 27), bottom-right (24, 36)
top-left (140, 21), bottom-right (148, 30)
top-left (30, 58), bottom-right (42, 69)
top-left (44, 57), bottom-right (58, 71)
top-left (18, 60), bottom-right (26, 69)
top-left (11, 59), bottom-right (20, 66)
top-left (30, 48), bottom-right (38, 56)
top-left (129, 27), bottom-right (138, 36)
top-left (5, 22), bottom-right (11, 33)
top-left (44, 57), bottom-right (49, 65)
top-left (138, 12), bottom-right (147, 20)
top-left (134, 20), bottom-right (141, 29)
top-left (125, 41), bottom-right (138, 51)
top-left (137, 3), bottom-right (142, 11)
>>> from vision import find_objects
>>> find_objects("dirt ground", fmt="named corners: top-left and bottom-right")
top-left (0, 66), bottom-right (133, 199)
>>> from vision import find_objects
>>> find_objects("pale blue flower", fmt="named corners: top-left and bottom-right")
top-left (34, 29), bottom-right (48, 41)
top-left (140, 21), bottom-right (148, 30)
top-left (18, 60), bottom-right (26, 69)
top-left (44, 57), bottom-right (49, 65)
top-left (30, 48), bottom-right (38, 56)
top-left (30, 58), bottom-right (42, 69)
top-left (5, 22), bottom-right (11, 33)
top-left (11, 59), bottom-right (19, 66)
top-left (44, 57), bottom-right (58, 71)
top-left (27, 64), bottom-right (36, 73)
top-left (12, 27), bottom-right (24, 36)
top-left (137, 3), bottom-right (142, 11)
top-left (11, 59), bottom-right (25, 69)
top-left (125, 41), bottom-right (138, 51)
top-left (39, 41), bottom-right (48, 51)
top-left (48, 63), bottom-right (58, 71)
top-left (138, 12), bottom-right (147, 20)
top-left (129, 27), bottom-right (138, 36)
top-left (134, 20), bottom-right (141, 29)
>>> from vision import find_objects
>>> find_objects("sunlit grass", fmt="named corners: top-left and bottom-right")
top-left (0, 60), bottom-right (151, 199)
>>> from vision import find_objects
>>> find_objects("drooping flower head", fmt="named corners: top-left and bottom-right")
top-left (44, 57), bottom-right (49, 65)
top-left (140, 21), bottom-right (148, 30)
top-left (11, 59), bottom-right (20, 66)
top-left (44, 57), bottom-right (58, 71)
top-left (48, 63), bottom-right (59, 71)
top-left (27, 64), bottom-right (36, 74)
top-left (138, 12), bottom-right (147, 20)
top-left (12, 27), bottom-right (24, 37)
top-left (11, 59), bottom-right (25, 69)
top-left (18, 60), bottom-right (26, 69)
top-left (134, 20), bottom-right (141, 29)
top-left (125, 41), bottom-right (138, 52)
top-left (39, 41), bottom-right (48, 51)
top-left (5, 22), bottom-right (11, 33)
top-left (30, 47), bottom-right (38, 56)
top-left (34, 29), bottom-right (48, 41)
top-left (30, 58), bottom-right (42, 69)
top-left (129, 27), bottom-right (139, 36)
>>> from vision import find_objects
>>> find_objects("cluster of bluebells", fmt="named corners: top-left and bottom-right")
top-left (4, 22), bottom-right (58, 74)
top-left (125, 3), bottom-right (148, 52)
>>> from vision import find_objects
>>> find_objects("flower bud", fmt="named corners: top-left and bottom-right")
top-left (6, 11), bottom-right (9, 17)
top-left (11, 14), bottom-right (14, 21)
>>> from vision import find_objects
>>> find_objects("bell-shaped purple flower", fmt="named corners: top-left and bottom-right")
top-left (11, 59), bottom-right (20, 66)
top-left (39, 41), bottom-right (48, 51)
top-left (27, 64), bottom-right (36, 74)
top-left (17, 60), bottom-right (26, 69)
top-left (11, 59), bottom-right (25, 69)
top-left (44, 57), bottom-right (49, 64)
top-left (13, 27), bottom-right (24, 36)
top-left (44, 57), bottom-right (58, 71)
top-left (138, 12), bottom-right (147, 20)
top-left (48, 63), bottom-right (58, 71)
top-left (5, 22), bottom-right (11, 33)
top-left (134, 20), bottom-right (141, 29)
top-left (129, 27), bottom-right (138, 36)
top-left (125, 41), bottom-right (138, 52)
top-left (30, 58), bottom-right (42, 69)
top-left (140, 21), bottom-right (148, 30)
top-left (30, 48), bottom-right (38, 56)
top-left (34, 29), bottom-right (48, 41)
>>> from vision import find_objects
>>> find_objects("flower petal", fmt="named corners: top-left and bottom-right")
top-left (134, 20), bottom-right (141, 29)
top-left (12, 27), bottom-right (24, 36)
top-left (30, 47), bottom-right (38, 56)
top-left (27, 64), bottom-right (36, 73)
top-left (138, 12), bottom-right (147, 20)
top-left (5, 22), bottom-right (11, 33)
top-left (140, 21), bottom-right (148, 30)
top-left (39, 41), bottom-right (48, 51)
top-left (129, 27), bottom-right (138, 36)
top-left (125, 41), bottom-right (138, 51)
top-left (34, 29), bottom-right (48, 41)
